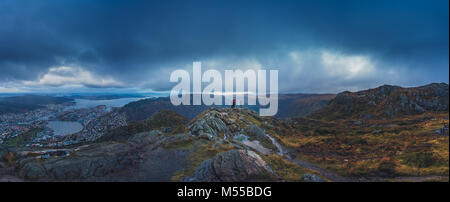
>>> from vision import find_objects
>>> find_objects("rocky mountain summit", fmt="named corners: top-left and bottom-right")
top-left (311, 83), bottom-right (449, 120)
top-left (187, 108), bottom-right (281, 154)
top-left (188, 107), bottom-right (260, 139)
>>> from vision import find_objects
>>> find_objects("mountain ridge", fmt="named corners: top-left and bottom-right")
top-left (309, 82), bottom-right (449, 120)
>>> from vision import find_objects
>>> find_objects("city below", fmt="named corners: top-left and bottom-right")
top-left (0, 95), bottom-right (148, 148)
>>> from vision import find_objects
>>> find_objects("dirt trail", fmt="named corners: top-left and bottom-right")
top-left (289, 157), bottom-right (356, 182)
top-left (368, 175), bottom-right (449, 182)
top-left (265, 133), bottom-right (355, 181)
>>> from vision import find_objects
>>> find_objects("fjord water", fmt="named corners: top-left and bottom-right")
top-left (66, 97), bottom-right (151, 110)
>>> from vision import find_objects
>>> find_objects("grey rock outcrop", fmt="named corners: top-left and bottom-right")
top-left (301, 173), bottom-right (325, 182)
top-left (183, 149), bottom-right (279, 182)
top-left (247, 125), bottom-right (266, 140)
top-left (187, 108), bottom-right (260, 139)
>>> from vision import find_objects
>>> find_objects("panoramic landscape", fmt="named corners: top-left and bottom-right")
top-left (0, 82), bottom-right (448, 182)
top-left (0, 0), bottom-right (448, 184)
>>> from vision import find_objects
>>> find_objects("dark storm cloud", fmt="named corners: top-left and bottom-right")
top-left (0, 0), bottom-right (448, 92)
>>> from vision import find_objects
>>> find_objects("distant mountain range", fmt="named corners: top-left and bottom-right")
top-left (1, 83), bottom-right (448, 121)
top-left (68, 94), bottom-right (147, 100)
top-left (119, 97), bottom-right (211, 121)
top-left (119, 93), bottom-right (336, 121)
top-left (0, 92), bottom-right (336, 120)
top-left (0, 95), bottom-right (74, 115)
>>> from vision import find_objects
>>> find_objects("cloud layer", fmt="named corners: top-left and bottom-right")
top-left (0, 0), bottom-right (448, 93)
top-left (23, 66), bottom-right (123, 88)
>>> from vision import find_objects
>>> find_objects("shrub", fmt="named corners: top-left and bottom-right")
top-left (377, 158), bottom-right (397, 176)
top-left (400, 152), bottom-right (436, 168)
top-left (4, 152), bottom-right (16, 166)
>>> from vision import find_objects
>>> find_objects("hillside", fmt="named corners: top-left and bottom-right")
top-left (0, 95), bottom-right (74, 106)
top-left (273, 83), bottom-right (449, 180)
top-left (97, 110), bottom-right (189, 142)
top-left (276, 94), bottom-right (335, 119)
top-left (119, 97), bottom-right (210, 121)
top-left (310, 83), bottom-right (449, 120)
top-left (0, 95), bottom-right (74, 114)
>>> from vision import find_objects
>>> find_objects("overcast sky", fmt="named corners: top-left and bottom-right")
top-left (0, 0), bottom-right (448, 94)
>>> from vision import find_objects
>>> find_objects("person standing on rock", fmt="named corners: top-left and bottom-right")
top-left (232, 98), bottom-right (236, 108)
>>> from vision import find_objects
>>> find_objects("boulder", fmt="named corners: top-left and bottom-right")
top-left (183, 149), bottom-right (279, 182)
top-left (301, 173), bottom-right (325, 182)
top-left (247, 125), bottom-right (266, 140)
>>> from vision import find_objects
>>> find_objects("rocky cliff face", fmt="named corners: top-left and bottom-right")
top-left (310, 83), bottom-right (449, 120)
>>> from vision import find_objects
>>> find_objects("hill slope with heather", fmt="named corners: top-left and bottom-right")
top-left (274, 83), bottom-right (449, 180)
top-left (276, 94), bottom-right (335, 119)
top-left (310, 83), bottom-right (448, 120)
